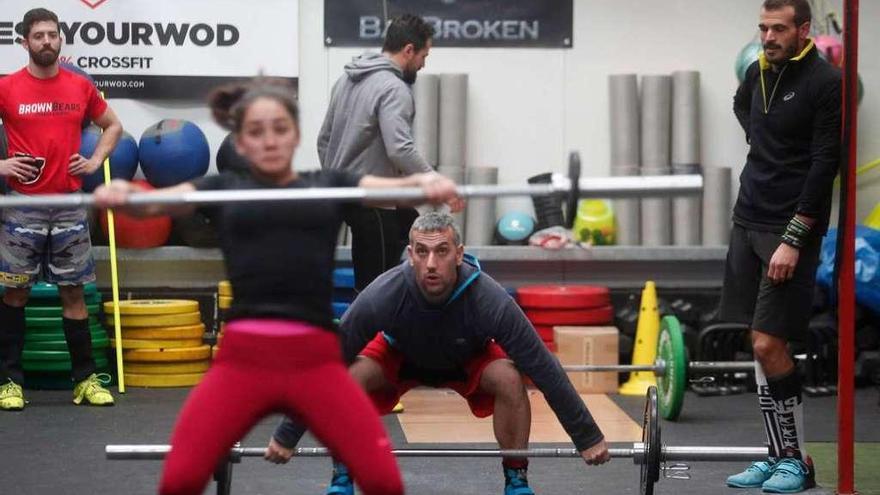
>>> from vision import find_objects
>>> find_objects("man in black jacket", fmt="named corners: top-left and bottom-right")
top-left (266, 212), bottom-right (609, 495)
top-left (722, 0), bottom-right (840, 492)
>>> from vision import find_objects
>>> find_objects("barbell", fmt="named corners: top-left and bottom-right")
top-left (560, 315), bottom-right (755, 421)
top-left (0, 153), bottom-right (702, 229)
top-left (105, 387), bottom-right (770, 495)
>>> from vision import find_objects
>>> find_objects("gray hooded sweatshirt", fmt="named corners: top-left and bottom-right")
top-left (318, 52), bottom-right (432, 177)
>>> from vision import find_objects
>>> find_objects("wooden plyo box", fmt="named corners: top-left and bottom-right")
top-left (554, 326), bottom-right (619, 394)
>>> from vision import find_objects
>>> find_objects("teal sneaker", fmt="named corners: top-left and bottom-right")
top-left (726, 461), bottom-right (774, 488)
top-left (504, 468), bottom-right (535, 495)
top-left (762, 458), bottom-right (815, 493)
top-left (325, 462), bottom-right (353, 495)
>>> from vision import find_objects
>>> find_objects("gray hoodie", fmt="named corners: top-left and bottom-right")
top-left (273, 255), bottom-right (605, 452)
top-left (318, 52), bottom-right (432, 177)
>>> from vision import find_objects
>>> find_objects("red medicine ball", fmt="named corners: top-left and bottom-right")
top-left (99, 180), bottom-right (172, 248)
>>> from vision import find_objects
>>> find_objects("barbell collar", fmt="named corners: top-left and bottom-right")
top-left (687, 361), bottom-right (756, 374)
top-left (562, 364), bottom-right (661, 374)
top-left (661, 445), bottom-right (770, 462)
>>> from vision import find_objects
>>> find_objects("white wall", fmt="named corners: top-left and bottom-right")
top-left (112, 0), bottom-right (880, 222)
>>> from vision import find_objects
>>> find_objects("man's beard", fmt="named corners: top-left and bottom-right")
top-left (764, 42), bottom-right (797, 64)
top-left (403, 69), bottom-right (417, 85)
top-left (29, 46), bottom-right (59, 67)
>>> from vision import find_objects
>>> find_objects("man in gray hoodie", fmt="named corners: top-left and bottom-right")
top-left (267, 213), bottom-right (610, 495)
top-left (320, 14), bottom-right (441, 291)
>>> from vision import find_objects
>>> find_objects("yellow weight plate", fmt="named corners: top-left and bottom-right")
top-left (124, 372), bottom-right (205, 388)
top-left (112, 338), bottom-right (203, 350)
top-left (218, 280), bottom-right (233, 297)
top-left (105, 311), bottom-right (202, 328)
top-left (103, 299), bottom-right (200, 316)
top-left (120, 323), bottom-right (205, 340)
top-left (123, 344), bottom-right (212, 363)
top-left (123, 360), bottom-right (211, 374)
top-left (218, 296), bottom-right (233, 310)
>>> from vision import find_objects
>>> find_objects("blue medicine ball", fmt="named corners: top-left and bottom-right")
top-left (495, 212), bottom-right (536, 245)
top-left (79, 126), bottom-right (139, 192)
top-left (139, 119), bottom-right (210, 188)
top-left (735, 42), bottom-right (763, 83)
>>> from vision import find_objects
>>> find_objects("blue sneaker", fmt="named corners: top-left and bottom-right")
top-left (726, 461), bottom-right (775, 488)
top-left (762, 458), bottom-right (814, 493)
top-left (504, 468), bottom-right (535, 495)
top-left (325, 462), bottom-right (353, 495)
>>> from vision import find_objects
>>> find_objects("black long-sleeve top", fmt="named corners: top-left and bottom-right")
top-left (732, 41), bottom-right (841, 234)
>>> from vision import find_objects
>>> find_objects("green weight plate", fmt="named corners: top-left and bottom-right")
top-left (24, 336), bottom-right (110, 352)
top-left (657, 315), bottom-right (687, 421)
top-left (23, 369), bottom-right (115, 390)
top-left (22, 349), bottom-right (76, 361)
top-left (25, 282), bottom-right (98, 299)
top-left (22, 356), bottom-right (109, 372)
top-left (25, 324), bottom-right (105, 338)
top-left (25, 329), bottom-right (107, 343)
top-left (26, 316), bottom-right (100, 329)
top-left (25, 304), bottom-right (100, 318)
top-left (19, 293), bottom-right (101, 308)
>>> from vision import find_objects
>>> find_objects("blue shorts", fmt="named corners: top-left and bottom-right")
top-left (0, 204), bottom-right (95, 288)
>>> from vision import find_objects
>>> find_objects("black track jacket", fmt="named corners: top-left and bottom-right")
top-left (733, 40), bottom-right (841, 234)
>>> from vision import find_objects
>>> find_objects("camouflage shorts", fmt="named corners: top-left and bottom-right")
top-left (0, 204), bottom-right (95, 288)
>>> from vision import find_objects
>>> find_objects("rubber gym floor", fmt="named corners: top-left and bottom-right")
top-left (1, 386), bottom-right (878, 494)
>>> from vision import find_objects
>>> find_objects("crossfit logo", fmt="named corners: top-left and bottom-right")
top-left (80, 0), bottom-right (109, 9)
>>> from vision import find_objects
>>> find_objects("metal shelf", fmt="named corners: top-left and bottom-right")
top-left (91, 245), bottom-right (727, 289)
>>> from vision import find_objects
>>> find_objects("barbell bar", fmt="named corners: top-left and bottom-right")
top-left (104, 387), bottom-right (770, 495)
top-left (561, 361), bottom-right (755, 374)
top-left (0, 152), bottom-right (701, 230)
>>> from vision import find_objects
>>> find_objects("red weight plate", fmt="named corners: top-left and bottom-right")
top-left (534, 325), bottom-right (555, 341)
top-left (516, 285), bottom-right (610, 309)
top-left (525, 305), bottom-right (614, 326)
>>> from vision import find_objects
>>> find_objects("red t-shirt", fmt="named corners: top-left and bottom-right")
top-left (0, 67), bottom-right (107, 194)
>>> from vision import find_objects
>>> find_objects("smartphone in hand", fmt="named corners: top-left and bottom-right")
top-left (13, 152), bottom-right (46, 185)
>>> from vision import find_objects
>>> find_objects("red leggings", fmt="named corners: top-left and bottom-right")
top-left (159, 322), bottom-right (402, 495)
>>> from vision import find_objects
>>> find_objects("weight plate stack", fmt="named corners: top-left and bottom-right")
top-left (21, 285), bottom-right (109, 388)
top-left (516, 285), bottom-right (613, 351)
top-left (103, 299), bottom-right (209, 388)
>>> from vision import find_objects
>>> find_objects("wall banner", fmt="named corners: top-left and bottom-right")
top-left (0, 0), bottom-right (299, 99)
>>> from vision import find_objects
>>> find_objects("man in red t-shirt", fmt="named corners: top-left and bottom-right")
top-left (0, 8), bottom-right (122, 411)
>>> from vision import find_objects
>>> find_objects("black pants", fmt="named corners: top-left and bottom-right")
top-left (344, 206), bottom-right (419, 291)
